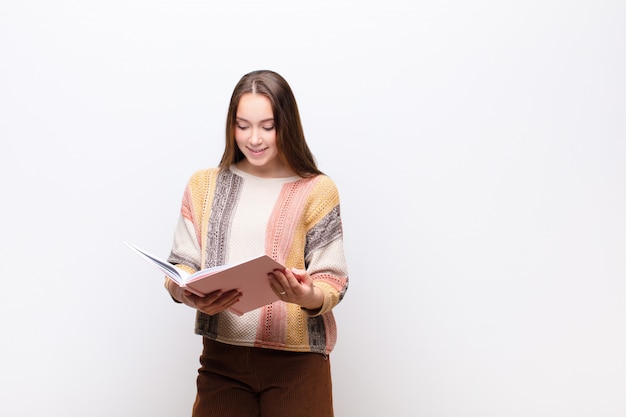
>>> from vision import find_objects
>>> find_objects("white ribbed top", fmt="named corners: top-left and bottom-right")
top-left (227, 165), bottom-right (299, 264)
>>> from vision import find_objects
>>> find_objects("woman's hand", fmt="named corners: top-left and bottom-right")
top-left (166, 279), bottom-right (241, 315)
top-left (268, 268), bottom-right (324, 311)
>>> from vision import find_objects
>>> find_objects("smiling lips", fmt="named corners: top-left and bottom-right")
top-left (247, 146), bottom-right (268, 155)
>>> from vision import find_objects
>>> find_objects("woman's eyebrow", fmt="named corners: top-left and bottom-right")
top-left (236, 117), bottom-right (274, 123)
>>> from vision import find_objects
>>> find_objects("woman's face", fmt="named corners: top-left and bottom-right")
top-left (234, 93), bottom-right (287, 177)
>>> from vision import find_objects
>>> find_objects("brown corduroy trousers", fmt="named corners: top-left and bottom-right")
top-left (192, 338), bottom-right (334, 417)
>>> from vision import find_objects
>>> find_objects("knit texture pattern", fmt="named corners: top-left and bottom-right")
top-left (168, 167), bottom-right (349, 355)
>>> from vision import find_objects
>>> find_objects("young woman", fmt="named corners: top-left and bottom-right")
top-left (164, 70), bottom-right (349, 417)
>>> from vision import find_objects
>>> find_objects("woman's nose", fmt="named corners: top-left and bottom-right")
top-left (249, 128), bottom-right (263, 144)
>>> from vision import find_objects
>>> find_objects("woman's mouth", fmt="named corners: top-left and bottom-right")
top-left (247, 146), bottom-right (268, 155)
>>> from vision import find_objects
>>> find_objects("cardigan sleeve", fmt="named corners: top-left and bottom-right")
top-left (302, 177), bottom-right (349, 316)
top-left (167, 177), bottom-right (204, 273)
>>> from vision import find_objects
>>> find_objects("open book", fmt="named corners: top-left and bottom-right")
top-left (125, 242), bottom-right (285, 316)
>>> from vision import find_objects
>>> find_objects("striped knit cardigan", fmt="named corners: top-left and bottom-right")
top-left (168, 167), bottom-right (349, 355)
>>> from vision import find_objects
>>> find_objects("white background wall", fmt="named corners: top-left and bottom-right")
top-left (1, 1), bottom-right (625, 416)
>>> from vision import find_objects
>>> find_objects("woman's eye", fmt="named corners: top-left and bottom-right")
top-left (262, 126), bottom-right (275, 131)
top-left (237, 125), bottom-right (249, 130)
